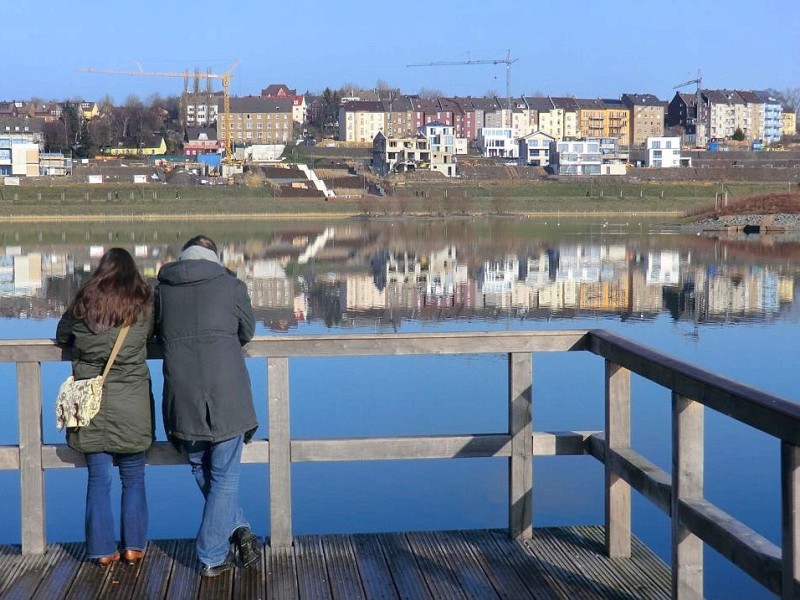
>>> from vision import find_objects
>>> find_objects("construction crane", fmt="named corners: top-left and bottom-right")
top-left (407, 50), bottom-right (518, 127)
top-left (81, 61), bottom-right (240, 166)
top-left (673, 69), bottom-right (704, 146)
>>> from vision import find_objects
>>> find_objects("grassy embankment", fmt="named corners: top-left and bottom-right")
top-left (0, 180), bottom-right (791, 221)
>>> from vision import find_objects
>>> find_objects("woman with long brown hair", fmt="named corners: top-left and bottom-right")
top-left (56, 248), bottom-right (155, 566)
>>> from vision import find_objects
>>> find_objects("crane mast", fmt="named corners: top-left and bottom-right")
top-left (407, 50), bottom-right (518, 127)
top-left (81, 61), bottom-right (240, 165)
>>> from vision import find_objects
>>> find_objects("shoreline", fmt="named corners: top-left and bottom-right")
top-left (0, 210), bottom-right (684, 223)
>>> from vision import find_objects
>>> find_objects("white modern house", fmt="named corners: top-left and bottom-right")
top-left (549, 139), bottom-right (601, 175)
top-left (518, 131), bottom-right (555, 167)
top-left (419, 121), bottom-right (459, 177)
top-left (645, 136), bottom-right (684, 168)
top-left (477, 127), bottom-right (517, 158)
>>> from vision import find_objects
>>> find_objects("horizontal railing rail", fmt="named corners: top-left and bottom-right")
top-left (1, 329), bottom-right (798, 599)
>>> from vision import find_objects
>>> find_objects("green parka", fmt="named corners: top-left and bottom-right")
top-left (56, 307), bottom-right (155, 454)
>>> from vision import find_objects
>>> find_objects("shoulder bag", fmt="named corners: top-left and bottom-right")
top-left (56, 325), bottom-right (130, 430)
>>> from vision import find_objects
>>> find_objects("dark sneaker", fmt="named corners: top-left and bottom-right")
top-left (200, 553), bottom-right (235, 578)
top-left (231, 526), bottom-right (261, 568)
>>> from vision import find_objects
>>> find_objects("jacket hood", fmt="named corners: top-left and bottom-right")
top-left (157, 258), bottom-right (229, 286)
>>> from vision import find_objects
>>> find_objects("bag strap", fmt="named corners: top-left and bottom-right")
top-left (100, 324), bottom-right (131, 380)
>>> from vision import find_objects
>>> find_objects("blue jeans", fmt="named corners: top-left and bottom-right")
top-left (84, 451), bottom-right (148, 559)
top-left (183, 435), bottom-right (250, 566)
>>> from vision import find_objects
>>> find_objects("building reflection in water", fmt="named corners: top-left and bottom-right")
top-left (0, 221), bottom-right (796, 330)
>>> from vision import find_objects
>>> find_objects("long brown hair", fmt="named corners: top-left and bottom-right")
top-left (68, 248), bottom-right (152, 328)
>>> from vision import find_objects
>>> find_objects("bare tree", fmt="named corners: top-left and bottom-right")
top-left (418, 87), bottom-right (443, 99)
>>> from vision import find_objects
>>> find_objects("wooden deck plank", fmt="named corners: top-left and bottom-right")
top-left (232, 537), bottom-right (266, 600)
top-left (294, 535), bottom-right (333, 600)
top-left (164, 539), bottom-right (201, 600)
top-left (350, 534), bottom-right (399, 600)
top-left (543, 527), bottom-right (643, 600)
top-left (29, 543), bottom-right (85, 600)
top-left (129, 540), bottom-right (177, 600)
top-left (0, 528), bottom-right (673, 600)
top-left (405, 531), bottom-right (467, 600)
top-left (63, 552), bottom-right (115, 600)
top-left (265, 544), bottom-right (298, 600)
top-left (375, 533), bottom-right (432, 600)
top-left (0, 545), bottom-right (56, 600)
top-left (322, 535), bottom-right (366, 600)
top-left (430, 531), bottom-right (501, 599)
top-left (576, 526), bottom-right (670, 596)
top-left (456, 530), bottom-right (537, 599)
top-left (96, 556), bottom-right (141, 600)
top-left (484, 530), bottom-right (567, 599)
top-left (521, 529), bottom-right (602, 599)
top-left (197, 562), bottom-right (234, 600)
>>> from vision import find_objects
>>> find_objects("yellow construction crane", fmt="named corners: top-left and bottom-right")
top-left (81, 61), bottom-right (240, 165)
top-left (407, 50), bottom-right (518, 126)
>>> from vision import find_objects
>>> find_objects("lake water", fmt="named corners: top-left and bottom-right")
top-left (1, 216), bottom-right (798, 599)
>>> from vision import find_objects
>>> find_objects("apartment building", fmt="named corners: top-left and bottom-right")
top-left (701, 90), bottom-right (747, 141)
top-left (782, 111), bottom-right (797, 137)
top-left (622, 93), bottom-right (665, 147)
top-left (577, 98), bottom-right (605, 139)
top-left (601, 98), bottom-right (630, 145)
top-left (546, 97), bottom-right (580, 140)
top-left (384, 96), bottom-right (416, 138)
top-left (520, 97), bottom-right (552, 138)
top-left (185, 92), bottom-right (222, 127)
top-left (409, 97), bottom-right (438, 132)
top-left (339, 100), bottom-right (385, 143)
top-left (666, 92), bottom-right (699, 144)
top-left (753, 91), bottom-right (783, 142)
top-left (221, 96), bottom-right (295, 146)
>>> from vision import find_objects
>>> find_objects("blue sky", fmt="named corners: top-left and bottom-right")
top-left (7, 0), bottom-right (799, 103)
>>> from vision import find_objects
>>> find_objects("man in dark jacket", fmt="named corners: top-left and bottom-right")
top-left (156, 235), bottom-right (260, 577)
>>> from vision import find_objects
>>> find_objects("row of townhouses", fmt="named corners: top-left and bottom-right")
top-left (341, 91), bottom-right (796, 148)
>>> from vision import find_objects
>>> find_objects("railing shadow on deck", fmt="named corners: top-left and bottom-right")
top-left (0, 329), bottom-right (799, 599)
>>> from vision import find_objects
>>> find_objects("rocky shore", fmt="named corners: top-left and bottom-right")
top-left (680, 213), bottom-right (800, 233)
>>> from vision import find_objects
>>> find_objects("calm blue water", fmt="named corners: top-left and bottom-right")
top-left (1, 217), bottom-right (798, 599)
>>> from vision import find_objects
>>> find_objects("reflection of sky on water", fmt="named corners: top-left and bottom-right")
top-left (0, 220), bottom-right (796, 599)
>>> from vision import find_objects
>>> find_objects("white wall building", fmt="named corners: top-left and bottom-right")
top-left (645, 136), bottom-right (682, 168)
top-left (477, 127), bottom-right (516, 158)
top-left (549, 139), bottom-right (601, 175)
top-left (518, 131), bottom-right (555, 167)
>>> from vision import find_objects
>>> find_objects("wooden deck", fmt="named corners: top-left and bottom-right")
top-left (0, 527), bottom-right (670, 600)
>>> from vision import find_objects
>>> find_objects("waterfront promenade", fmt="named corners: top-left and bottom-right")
top-left (1, 330), bottom-right (798, 599)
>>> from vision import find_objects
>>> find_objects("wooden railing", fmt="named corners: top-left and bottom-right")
top-left (1, 329), bottom-right (798, 599)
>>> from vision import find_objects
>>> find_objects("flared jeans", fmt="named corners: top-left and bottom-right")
top-left (84, 451), bottom-right (148, 559)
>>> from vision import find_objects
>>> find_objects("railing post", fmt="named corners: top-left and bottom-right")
top-left (605, 360), bottom-right (630, 557)
top-left (672, 393), bottom-right (704, 600)
top-left (268, 357), bottom-right (292, 548)
top-left (508, 352), bottom-right (532, 539)
top-left (782, 441), bottom-right (800, 600)
top-left (18, 362), bottom-right (45, 554)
